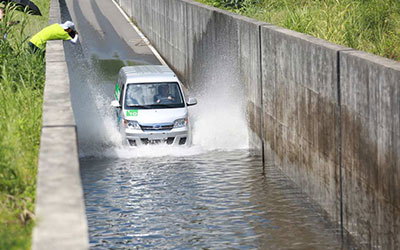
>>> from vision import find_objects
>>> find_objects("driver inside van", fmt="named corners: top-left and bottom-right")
top-left (126, 89), bottom-right (139, 106)
top-left (154, 85), bottom-right (174, 104)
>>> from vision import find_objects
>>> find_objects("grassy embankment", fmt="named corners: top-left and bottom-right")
top-left (0, 1), bottom-right (49, 249)
top-left (197, 0), bottom-right (400, 61)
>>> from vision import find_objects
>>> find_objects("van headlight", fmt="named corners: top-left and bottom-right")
top-left (173, 118), bottom-right (188, 128)
top-left (124, 119), bottom-right (141, 130)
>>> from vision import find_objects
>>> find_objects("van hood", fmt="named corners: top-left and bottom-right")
top-left (125, 108), bottom-right (187, 124)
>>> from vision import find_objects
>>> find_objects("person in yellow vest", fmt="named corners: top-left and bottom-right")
top-left (28, 21), bottom-right (79, 53)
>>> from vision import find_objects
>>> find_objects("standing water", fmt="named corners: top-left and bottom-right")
top-left (81, 152), bottom-right (345, 249)
top-left (61, 0), bottom-right (353, 249)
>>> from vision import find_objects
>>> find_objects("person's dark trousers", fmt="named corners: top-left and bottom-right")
top-left (28, 41), bottom-right (43, 54)
top-left (28, 42), bottom-right (45, 59)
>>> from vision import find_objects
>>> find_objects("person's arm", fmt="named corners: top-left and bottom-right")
top-left (69, 34), bottom-right (78, 44)
top-left (66, 29), bottom-right (79, 44)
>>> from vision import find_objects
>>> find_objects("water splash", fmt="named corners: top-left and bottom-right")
top-left (189, 50), bottom-right (249, 150)
top-left (69, 54), bottom-right (248, 158)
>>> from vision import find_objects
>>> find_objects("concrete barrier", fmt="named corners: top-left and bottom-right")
top-left (32, 0), bottom-right (88, 249)
top-left (340, 50), bottom-right (400, 249)
top-left (260, 24), bottom-right (349, 229)
top-left (238, 17), bottom-right (265, 152)
top-left (116, 0), bottom-right (400, 249)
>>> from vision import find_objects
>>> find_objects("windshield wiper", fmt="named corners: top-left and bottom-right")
top-left (127, 104), bottom-right (184, 109)
top-left (150, 104), bottom-right (183, 108)
top-left (126, 104), bottom-right (152, 109)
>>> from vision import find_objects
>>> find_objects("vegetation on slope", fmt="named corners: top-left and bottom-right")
top-left (197, 0), bottom-right (400, 60)
top-left (0, 1), bottom-right (49, 249)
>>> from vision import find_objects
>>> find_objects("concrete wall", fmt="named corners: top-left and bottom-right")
top-left (117, 0), bottom-right (400, 249)
top-left (238, 18), bottom-right (265, 151)
top-left (32, 0), bottom-right (88, 249)
top-left (340, 51), bottom-right (400, 248)
top-left (261, 24), bottom-right (346, 229)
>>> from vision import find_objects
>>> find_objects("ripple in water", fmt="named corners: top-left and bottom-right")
top-left (81, 151), bottom-right (347, 249)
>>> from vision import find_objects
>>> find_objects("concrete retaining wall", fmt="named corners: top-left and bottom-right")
top-left (32, 0), bottom-right (88, 249)
top-left (261, 24), bottom-right (346, 229)
top-left (117, 0), bottom-right (400, 249)
top-left (239, 18), bottom-right (265, 151)
top-left (340, 51), bottom-right (400, 248)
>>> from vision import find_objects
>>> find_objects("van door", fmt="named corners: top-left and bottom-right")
top-left (114, 80), bottom-right (124, 126)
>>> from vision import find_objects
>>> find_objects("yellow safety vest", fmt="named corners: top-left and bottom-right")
top-left (29, 23), bottom-right (72, 49)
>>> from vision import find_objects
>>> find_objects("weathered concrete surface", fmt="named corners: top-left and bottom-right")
top-left (238, 17), bottom-right (265, 152)
top-left (340, 50), bottom-right (400, 249)
top-left (32, 0), bottom-right (88, 249)
top-left (42, 50), bottom-right (75, 127)
top-left (32, 127), bottom-right (87, 250)
top-left (261, 24), bottom-right (347, 228)
top-left (120, 0), bottom-right (132, 17)
top-left (127, 0), bottom-right (141, 28)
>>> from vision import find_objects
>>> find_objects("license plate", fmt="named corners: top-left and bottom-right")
top-left (147, 133), bottom-right (167, 140)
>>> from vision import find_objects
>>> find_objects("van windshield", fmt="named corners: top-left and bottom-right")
top-left (124, 82), bottom-right (185, 109)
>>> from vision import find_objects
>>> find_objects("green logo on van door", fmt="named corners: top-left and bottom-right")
top-left (126, 110), bottom-right (138, 117)
top-left (115, 83), bottom-right (120, 101)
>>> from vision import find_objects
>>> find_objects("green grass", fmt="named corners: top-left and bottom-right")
top-left (0, 1), bottom-right (49, 249)
top-left (197, 0), bottom-right (400, 61)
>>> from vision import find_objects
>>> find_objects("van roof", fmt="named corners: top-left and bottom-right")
top-left (120, 65), bottom-right (176, 80)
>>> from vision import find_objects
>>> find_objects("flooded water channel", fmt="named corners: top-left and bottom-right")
top-left (81, 150), bottom-right (345, 249)
top-left (61, 0), bottom-right (353, 249)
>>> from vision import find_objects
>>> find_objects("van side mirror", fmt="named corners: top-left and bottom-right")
top-left (111, 100), bottom-right (121, 108)
top-left (187, 97), bottom-right (197, 106)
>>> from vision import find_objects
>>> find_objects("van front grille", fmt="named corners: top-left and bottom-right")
top-left (140, 124), bottom-right (173, 131)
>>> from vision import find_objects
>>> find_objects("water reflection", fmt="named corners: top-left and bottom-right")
top-left (81, 150), bottom-right (347, 249)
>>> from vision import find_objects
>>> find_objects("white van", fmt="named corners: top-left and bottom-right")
top-left (111, 65), bottom-right (197, 146)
